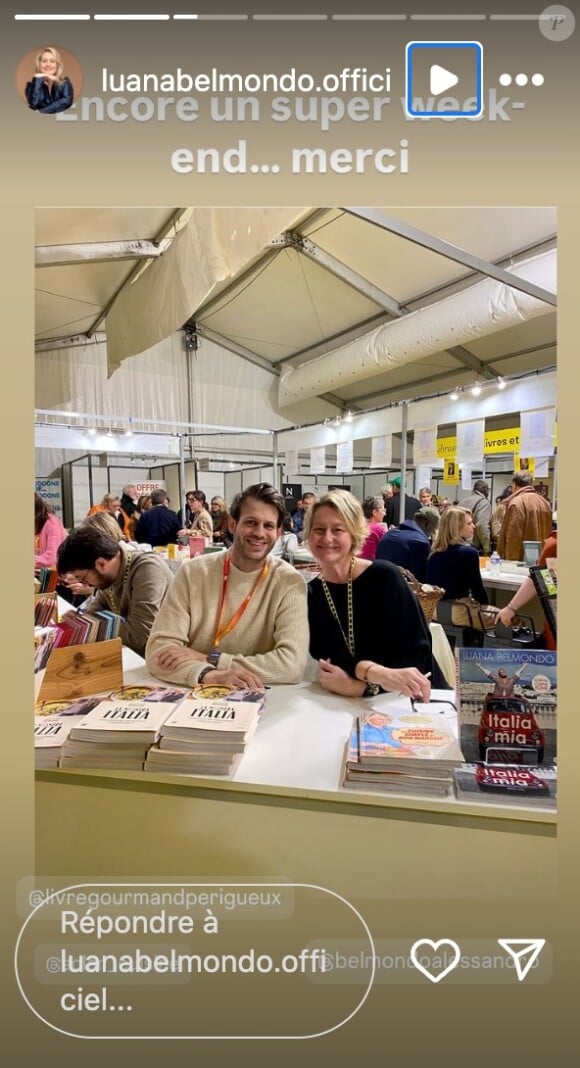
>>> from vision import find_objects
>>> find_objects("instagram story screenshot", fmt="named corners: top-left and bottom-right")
top-left (2, 2), bottom-right (577, 1065)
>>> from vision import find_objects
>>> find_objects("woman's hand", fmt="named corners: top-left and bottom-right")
top-left (497, 606), bottom-right (517, 628)
top-left (318, 659), bottom-right (366, 697)
top-left (375, 666), bottom-right (431, 701)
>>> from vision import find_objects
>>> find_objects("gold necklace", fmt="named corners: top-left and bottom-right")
top-left (106, 550), bottom-right (133, 614)
top-left (320, 556), bottom-right (355, 658)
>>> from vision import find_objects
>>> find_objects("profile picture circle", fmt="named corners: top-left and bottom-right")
top-left (15, 44), bottom-right (83, 115)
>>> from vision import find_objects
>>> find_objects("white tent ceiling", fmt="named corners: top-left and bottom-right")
top-left (35, 205), bottom-right (556, 416)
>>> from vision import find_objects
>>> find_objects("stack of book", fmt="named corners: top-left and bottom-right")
top-left (51, 609), bottom-right (122, 646)
top-left (454, 648), bottom-right (557, 810)
top-left (59, 685), bottom-right (188, 770)
top-left (145, 687), bottom-right (265, 776)
top-left (342, 705), bottom-right (464, 798)
top-left (34, 694), bottom-right (107, 769)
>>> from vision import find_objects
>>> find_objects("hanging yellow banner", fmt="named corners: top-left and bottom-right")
top-left (443, 459), bottom-right (459, 484)
top-left (437, 427), bottom-right (521, 458)
top-left (436, 436), bottom-right (457, 458)
top-left (515, 455), bottom-right (535, 475)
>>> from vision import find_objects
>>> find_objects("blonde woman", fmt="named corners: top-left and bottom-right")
top-left (425, 506), bottom-right (487, 604)
top-left (210, 495), bottom-right (231, 544)
top-left (25, 46), bottom-right (73, 114)
top-left (304, 490), bottom-right (432, 699)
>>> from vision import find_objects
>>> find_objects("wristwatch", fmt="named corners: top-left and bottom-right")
top-left (363, 683), bottom-right (381, 697)
top-left (197, 665), bottom-right (215, 685)
top-left (207, 649), bottom-right (221, 667)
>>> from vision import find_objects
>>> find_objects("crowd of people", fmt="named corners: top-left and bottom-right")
top-left (33, 469), bottom-right (557, 698)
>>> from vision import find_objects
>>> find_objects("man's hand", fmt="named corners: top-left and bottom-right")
top-left (199, 667), bottom-right (265, 691)
top-left (318, 659), bottom-right (365, 697)
top-left (155, 646), bottom-right (207, 671)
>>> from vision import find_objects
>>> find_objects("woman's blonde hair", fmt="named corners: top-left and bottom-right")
top-left (211, 496), bottom-right (227, 513)
top-left (82, 510), bottom-right (124, 542)
top-left (303, 490), bottom-right (368, 553)
top-left (100, 493), bottom-right (120, 509)
top-left (35, 46), bottom-right (65, 82)
top-left (430, 506), bottom-right (472, 554)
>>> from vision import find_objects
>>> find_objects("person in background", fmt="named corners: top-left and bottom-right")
top-left (384, 475), bottom-right (421, 527)
top-left (25, 45), bottom-right (73, 115)
top-left (418, 487), bottom-right (433, 508)
top-left (490, 486), bottom-right (512, 550)
top-left (183, 489), bottom-right (213, 541)
top-left (497, 529), bottom-right (557, 649)
top-left (59, 510), bottom-right (127, 602)
top-left (146, 483), bottom-right (308, 689)
top-left (426, 507), bottom-right (487, 604)
top-left (497, 472), bottom-right (555, 563)
top-left (119, 484), bottom-right (139, 539)
top-left (359, 495), bottom-right (388, 561)
top-left (458, 479), bottom-right (492, 554)
top-left (34, 492), bottom-right (68, 567)
top-left (135, 493), bottom-right (152, 516)
top-left (57, 526), bottom-right (173, 657)
top-left (295, 492), bottom-right (316, 543)
top-left (134, 488), bottom-right (181, 547)
top-left (376, 507), bottom-right (439, 582)
top-left (86, 493), bottom-right (124, 532)
top-left (290, 498), bottom-right (305, 536)
top-left (272, 513), bottom-right (300, 560)
top-left (210, 496), bottom-right (232, 545)
top-left (305, 490), bottom-right (433, 699)
top-left (497, 472), bottom-right (553, 562)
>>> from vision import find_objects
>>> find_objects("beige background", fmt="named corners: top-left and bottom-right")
top-left (3, 8), bottom-right (577, 1065)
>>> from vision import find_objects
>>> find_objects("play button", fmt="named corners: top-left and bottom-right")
top-left (430, 64), bottom-right (459, 96)
top-left (405, 41), bottom-right (483, 117)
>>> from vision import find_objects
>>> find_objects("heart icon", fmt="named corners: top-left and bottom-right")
top-left (410, 939), bottom-right (461, 983)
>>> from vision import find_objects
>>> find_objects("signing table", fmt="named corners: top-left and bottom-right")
top-left (36, 645), bottom-right (555, 901)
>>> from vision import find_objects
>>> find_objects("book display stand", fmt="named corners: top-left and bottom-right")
top-left (36, 637), bottom-right (123, 702)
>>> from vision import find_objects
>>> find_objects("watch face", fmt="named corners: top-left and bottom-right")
top-left (208, 650), bottom-right (220, 666)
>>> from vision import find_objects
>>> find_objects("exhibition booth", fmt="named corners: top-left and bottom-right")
top-left (34, 206), bottom-right (558, 896)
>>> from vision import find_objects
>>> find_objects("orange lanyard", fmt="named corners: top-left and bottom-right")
top-left (212, 553), bottom-right (269, 650)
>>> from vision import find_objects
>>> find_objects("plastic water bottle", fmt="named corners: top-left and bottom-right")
top-left (489, 551), bottom-right (502, 576)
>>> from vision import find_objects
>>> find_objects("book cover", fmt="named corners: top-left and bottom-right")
top-left (68, 696), bottom-right (180, 743)
top-left (355, 708), bottom-right (463, 770)
top-left (454, 763), bottom-right (557, 808)
top-left (160, 697), bottom-right (261, 745)
top-left (35, 694), bottom-right (105, 718)
top-left (34, 714), bottom-right (86, 769)
top-left (189, 683), bottom-right (266, 709)
top-left (457, 648), bottom-right (557, 768)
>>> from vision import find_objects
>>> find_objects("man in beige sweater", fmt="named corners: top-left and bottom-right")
top-left (146, 483), bottom-right (308, 690)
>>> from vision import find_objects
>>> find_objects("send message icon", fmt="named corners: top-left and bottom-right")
top-left (497, 938), bottom-right (546, 981)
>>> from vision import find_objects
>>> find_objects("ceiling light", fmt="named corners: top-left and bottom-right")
top-left (87, 426), bottom-right (96, 436)
top-left (471, 382), bottom-right (482, 397)
top-left (106, 428), bottom-right (114, 437)
top-left (344, 410), bottom-right (353, 423)
top-left (450, 388), bottom-right (459, 401)
top-left (334, 415), bottom-right (342, 427)
top-left (497, 376), bottom-right (506, 390)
